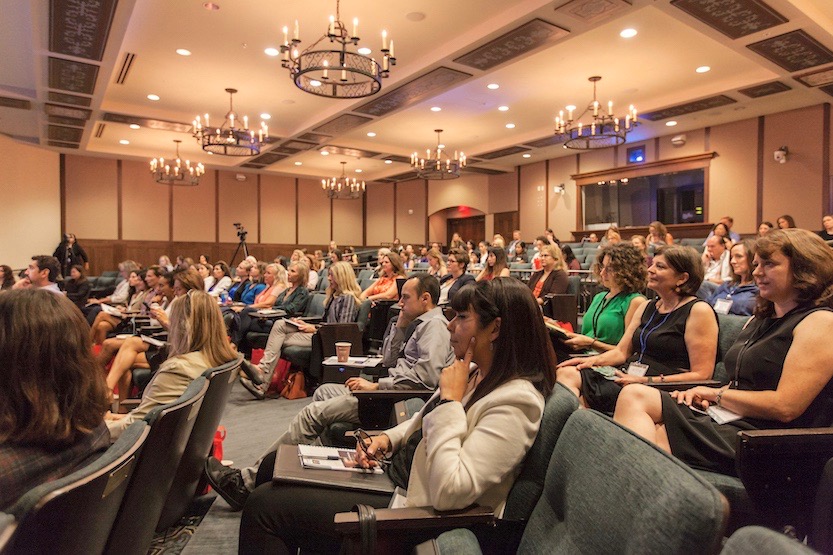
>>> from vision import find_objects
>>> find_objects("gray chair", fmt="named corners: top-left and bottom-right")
top-left (715, 313), bottom-right (748, 384)
top-left (281, 292), bottom-right (328, 372)
top-left (721, 526), bottom-right (817, 555)
top-left (104, 377), bottom-right (209, 555)
top-left (155, 356), bottom-right (243, 532)
top-left (3, 422), bottom-right (149, 555)
top-left (430, 410), bottom-right (728, 555)
top-left (357, 269), bottom-right (376, 282)
top-left (316, 275), bottom-right (329, 292)
top-left (0, 513), bottom-right (14, 553)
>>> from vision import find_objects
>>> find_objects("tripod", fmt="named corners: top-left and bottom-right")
top-left (230, 232), bottom-right (249, 267)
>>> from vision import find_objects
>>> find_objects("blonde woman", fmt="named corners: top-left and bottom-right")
top-left (105, 290), bottom-right (238, 440)
top-left (361, 252), bottom-right (406, 301)
top-left (526, 243), bottom-right (569, 303)
top-left (241, 262), bottom-right (363, 399)
top-left (646, 221), bottom-right (674, 249)
top-left (426, 248), bottom-right (448, 278)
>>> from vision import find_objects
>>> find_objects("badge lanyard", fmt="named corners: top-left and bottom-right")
top-left (637, 302), bottom-right (675, 364)
top-left (591, 292), bottom-right (623, 338)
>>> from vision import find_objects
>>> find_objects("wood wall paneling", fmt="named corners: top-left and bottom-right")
top-left (260, 174), bottom-right (298, 244)
top-left (121, 159), bottom-right (170, 241)
top-left (218, 171), bottom-right (258, 243)
top-left (172, 169), bottom-right (216, 242)
top-left (297, 178), bottom-right (332, 246)
top-left (64, 154), bottom-right (118, 240)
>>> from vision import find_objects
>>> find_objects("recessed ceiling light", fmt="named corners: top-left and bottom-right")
top-left (294, 161), bottom-right (302, 166)
top-left (321, 150), bottom-right (329, 155)
top-left (666, 120), bottom-right (678, 127)
top-left (129, 124), bottom-right (140, 129)
top-left (264, 47), bottom-right (280, 57)
top-left (620, 28), bottom-right (638, 38)
top-left (176, 48), bottom-right (191, 56)
top-left (505, 123), bottom-right (515, 129)
top-left (696, 65), bottom-right (711, 73)
top-left (147, 94), bottom-right (160, 101)
top-left (203, 2), bottom-right (219, 10)
top-left (355, 169), bottom-right (362, 173)
top-left (430, 106), bottom-right (441, 112)
top-left (487, 83), bottom-right (499, 90)
top-left (207, 151), bottom-right (213, 155)
top-left (357, 47), bottom-right (372, 55)
top-left (119, 139), bottom-right (130, 145)
top-left (366, 132), bottom-right (376, 137)
top-left (498, 105), bottom-right (509, 112)
top-left (260, 113), bottom-right (271, 120)
top-left (384, 159), bottom-right (392, 164)
top-left (406, 12), bottom-right (426, 22)
top-left (309, 79), bottom-right (322, 87)
top-left (522, 153), bottom-right (532, 158)
top-left (437, 143), bottom-right (445, 149)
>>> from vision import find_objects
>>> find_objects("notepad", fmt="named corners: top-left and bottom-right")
top-left (297, 445), bottom-right (383, 474)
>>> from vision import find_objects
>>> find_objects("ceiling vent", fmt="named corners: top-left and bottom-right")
top-left (115, 53), bottom-right (136, 84)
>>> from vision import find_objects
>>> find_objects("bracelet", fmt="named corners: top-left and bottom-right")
top-left (647, 376), bottom-right (654, 383)
top-left (715, 388), bottom-right (726, 407)
top-left (590, 339), bottom-right (598, 349)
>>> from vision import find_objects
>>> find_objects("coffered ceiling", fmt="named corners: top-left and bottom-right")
top-left (2, 0), bottom-right (833, 182)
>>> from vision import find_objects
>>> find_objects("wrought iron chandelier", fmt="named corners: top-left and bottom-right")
top-left (192, 88), bottom-right (268, 156)
top-left (411, 129), bottom-right (466, 180)
top-left (554, 76), bottom-right (638, 150)
top-left (323, 161), bottom-right (365, 199)
top-left (149, 140), bottom-right (205, 186)
top-left (279, 0), bottom-right (395, 99)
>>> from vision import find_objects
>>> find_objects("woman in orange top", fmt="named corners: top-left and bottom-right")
top-left (360, 252), bottom-right (406, 301)
top-left (476, 247), bottom-right (510, 282)
top-left (526, 243), bottom-right (569, 304)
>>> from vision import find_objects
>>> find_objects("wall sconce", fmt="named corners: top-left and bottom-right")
top-left (553, 183), bottom-right (565, 195)
top-left (774, 146), bottom-right (788, 164)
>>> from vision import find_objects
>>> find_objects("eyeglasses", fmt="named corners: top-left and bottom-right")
top-left (352, 429), bottom-right (390, 466)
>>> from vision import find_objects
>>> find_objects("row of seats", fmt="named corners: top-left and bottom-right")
top-left (0, 357), bottom-right (243, 555)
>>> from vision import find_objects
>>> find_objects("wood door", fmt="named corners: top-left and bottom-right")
top-left (447, 216), bottom-right (485, 246)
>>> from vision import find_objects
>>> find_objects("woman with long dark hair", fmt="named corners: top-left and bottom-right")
top-left (238, 278), bottom-right (555, 553)
top-left (0, 264), bottom-right (15, 290)
top-left (53, 232), bottom-right (89, 277)
top-left (476, 247), bottom-right (510, 281)
top-left (64, 264), bottom-right (91, 309)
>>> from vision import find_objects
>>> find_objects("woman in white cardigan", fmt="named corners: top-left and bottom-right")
top-left (238, 278), bottom-right (555, 553)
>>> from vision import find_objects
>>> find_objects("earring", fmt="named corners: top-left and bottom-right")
top-left (489, 341), bottom-right (494, 352)
top-left (675, 285), bottom-right (682, 293)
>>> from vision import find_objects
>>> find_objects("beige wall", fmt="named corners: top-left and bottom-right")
top-left (518, 162), bottom-right (547, 239)
top-left (173, 170), bottom-right (216, 242)
top-left (65, 154), bottom-right (118, 240)
top-left (122, 159), bottom-right (169, 241)
top-left (709, 118), bottom-right (758, 235)
top-left (0, 135), bottom-right (61, 268)
top-left (365, 182), bottom-right (394, 245)
top-left (260, 174), bottom-right (296, 244)
top-left (332, 195), bottom-right (364, 247)
top-left (218, 171), bottom-right (258, 243)
top-left (297, 178), bottom-right (331, 246)
top-left (548, 156), bottom-right (578, 240)
top-left (395, 179), bottom-right (427, 245)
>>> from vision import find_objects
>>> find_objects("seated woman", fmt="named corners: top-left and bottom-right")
top-left (526, 243), bottom-right (569, 304)
top-left (84, 260), bottom-right (140, 323)
top-left (195, 263), bottom-right (214, 291)
top-left (240, 261), bottom-right (364, 399)
top-left (556, 245), bottom-right (718, 415)
top-left (561, 245), bottom-right (580, 274)
top-left (360, 252), bottom-right (405, 302)
top-left (707, 222), bottom-right (734, 250)
top-left (224, 260), bottom-right (254, 303)
top-left (0, 264), bottom-right (14, 290)
top-left (0, 290), bottom-right (111, 510)
top-left (530, 236), bottom-right (551, 270)
top-left (476, 247), bottom-right (510, 281)
top-left (562, 243), bottom-right (647, 353)
top-left (707, 239), bottom-right (759, 316)
top-left (224, 263), bottom-right (286, 333)
top-left (238, 278), bottom-right (555, 553)
top-left (777, 214), bottom-right (796, 229)
top-left (234, 261), bottom-right (310, 353)
top-left (758, 221), bottom-right (774, 237)
top-left (426, 248), bottom-right (448, 278)
top-left (631, 234), bottom-right (652, 267)
top-left (511, 241), bottom-right (528, 263)
top-left (305, 255), bottom-right (320, 291)
top-left (439, 248), bottom-right (476, 305)
top-left (207, 261), bottom-right (232, 297)
top-left (106, 290), bottom-right (238, 440)
top-left (64, 264), bottom-right (91, 310)
top-left (101, 269), bottom-right (205, 405)
top-left (646, 220), bottom-right (674, 250)
top-left (342, 246), bottom-right (359, 266)
top-left (90, 269), bottom-right (148, 345)
top-left (613, 229), bottom-right (833, 477)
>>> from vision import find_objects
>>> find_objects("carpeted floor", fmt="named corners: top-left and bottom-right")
top-left (175, 383), bottom-right (313, 555)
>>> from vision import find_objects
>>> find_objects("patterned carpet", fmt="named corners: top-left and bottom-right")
top-left (148, 495), bottom-right (217, 555)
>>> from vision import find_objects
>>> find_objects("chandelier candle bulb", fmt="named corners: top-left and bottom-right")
top-left (593, 101), bottom-right (599, 117)
top-left (352, 18), bottom-right (358, 38)
top-left (329, 16), bottom-right (335, 36)
top-left (389, 41), bottom-right (394, 58)
top-left (608, 101), bottom-right (613, 116)
top-left (243, 115), bottom-right (248, 129)
top-left (294, 20), bottom-right (299, 40)
top-left (382, 30), bottom-right (388, 50)
top-left (323, 60), bottom-right (329, 79)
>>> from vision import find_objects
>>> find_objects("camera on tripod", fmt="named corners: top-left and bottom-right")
top-left (233, 222), bottom-right (248, 240)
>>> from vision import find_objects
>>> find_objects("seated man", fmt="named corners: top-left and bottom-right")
top-left (699, 235), bottom-right (731, 297)
top-left (205, 273), bottom-right (455, 510)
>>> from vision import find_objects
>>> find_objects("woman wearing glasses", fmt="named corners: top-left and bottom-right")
top-left (238, 278), bottom-right (555, 553)
top-left (438, 248), bottom-right (476, 305)
top-left (526, 243), bottom-right (569, 304)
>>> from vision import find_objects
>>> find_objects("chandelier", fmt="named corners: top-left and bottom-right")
top-left (411, 129), bottom-right (466, 180)
top-left (192, 88), bottom-right (268, 156)
top-left (149, 140), bottom-right (205, 186)
top-left (279, 0), bottom-right (396, 99)
top-left (554, 76), bottom-right (638, 150)
top-left (322, 161), bottom-right (365, 199)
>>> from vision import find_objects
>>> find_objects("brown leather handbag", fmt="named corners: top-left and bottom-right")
top-left (280, 371), bottom-right (307, 399)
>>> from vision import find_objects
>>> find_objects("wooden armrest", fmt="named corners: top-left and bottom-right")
top-left (647, 380), bottom-right (721, 391)
top-left (333, 505), bottom-right (495, 533)
top-left (739, 428), bottom-right (833, 449)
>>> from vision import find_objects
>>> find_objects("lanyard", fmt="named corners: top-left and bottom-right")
top-left (591, 292), bottom-right (622, 337)
top-left (637, 301), bottom-right (675, 364)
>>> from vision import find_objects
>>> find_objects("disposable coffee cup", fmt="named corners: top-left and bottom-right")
top-left (335, 342), bottom-right (351, 362)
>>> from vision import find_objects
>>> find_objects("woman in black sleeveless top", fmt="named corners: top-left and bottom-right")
top-left (614, 229), bottom-right (833, 476)
top-left (556, 245), bottom-right (719, 415)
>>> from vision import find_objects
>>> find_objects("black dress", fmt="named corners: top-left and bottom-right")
top-left (662, 305), bottom-right (833, 476)
top-left (580, 299), bottom-right (711, 415)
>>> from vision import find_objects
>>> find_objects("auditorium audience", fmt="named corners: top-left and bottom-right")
top-left (439, 248), bottom-right (476, 305)
top-left (561, 244), bottom-right (580, 274)
top-left (158, 255), bottom-right (175, 272)
top-left (706, 222), bottom-right (734, 249)
top-left (701, 234), bottom-right (732, 287)
top-left (0, 264), bottom-right (14, 290)
top-left (614, 229), bottom-right (833, 477)
top-left (84, 260), bottom-right (140, 323)
top-left (646, 221), bottom-right (674, 249)
top-left (818, 214), bottom-right (833, 241)
top-left (198, 254), bottom-right (210, 266)
top-left (707, 239), bottom-right (759, 316)
top-left (511, 241), bottom-right (528, 263)
top-left (631, 235), bottom-right (652, 267)
top-left (476, 246), bottom-right (510, 281)
top-left (63, 264), bottom-right (91, 310)
top-left (758, 221), bottom-right (774, 237)
top-left (777, 214), bottom-right (796, 229)
top-left (526, 243), bottom-right (569, 304)
top-left (224, 260), bottom-right (255, 304)
top-left (196, 263), bottom-right (214, 291)
top-left (12, 255), bottom-right (61, 293)
top-left (53, 233), bottom-right (89, 276)
top-left (105, 290), bottom-right (238, 440)
top-left (235, 278), bottom-right (553, 553)
top-left (478, 241), bottom-right (489, 266)
top-left (556, 245), bottom-right (718, 415)
top-left (305, 255), bottom-right (320, 290)
top-left (530, 235), bottom-right (551, 270)
top-left (704, 216), bottom-right (741, 243)
top-left (426, 248), bottom-right (448, 278)
top-left (239, 262), bottom-right (363, 399)
top-left (90, 269), bottom-right (148, 345)
top-left (360, 252), bottom-right (405, 301)
top-left (562, 244), bottom-right (647, 353)
top-left (505, 229), bottom-right (522, 256)
top-left (207, 261), bottom-right (232, 297)
top-left (0, 290), bottom-right (110, 511)
top-left (449, 231), bottom-right (464, 251)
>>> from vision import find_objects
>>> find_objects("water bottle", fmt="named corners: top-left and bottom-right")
top-left (220, 291), bottom-right (229, 304)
